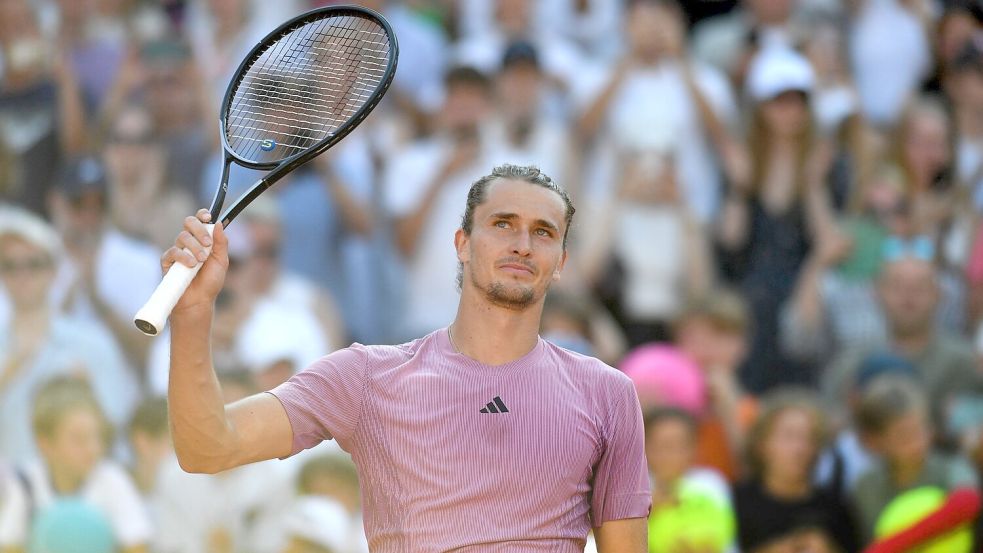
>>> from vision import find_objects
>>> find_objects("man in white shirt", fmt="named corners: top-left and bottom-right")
top-left (383, 67), bottom-right (499, 339)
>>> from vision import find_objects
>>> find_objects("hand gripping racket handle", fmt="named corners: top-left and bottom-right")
top-left (134, 224), bottom-right (215, 336)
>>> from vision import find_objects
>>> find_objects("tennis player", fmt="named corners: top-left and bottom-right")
top-left (163, 164), bottom-right (650, 551)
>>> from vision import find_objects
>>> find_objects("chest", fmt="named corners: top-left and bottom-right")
top-left (357, 366), bottom-right (604, 494)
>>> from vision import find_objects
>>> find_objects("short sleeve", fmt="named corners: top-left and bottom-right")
top-left (589, 374), bottom-right (651, 527)
top-left (268, 345), bottom-right (368, 455)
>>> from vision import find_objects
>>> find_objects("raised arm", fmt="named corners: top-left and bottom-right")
top-left (165, 210), bottom-right (293, 474)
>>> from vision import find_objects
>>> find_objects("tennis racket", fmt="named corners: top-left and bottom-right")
top-left (134, 5), bottom-right (398, 336)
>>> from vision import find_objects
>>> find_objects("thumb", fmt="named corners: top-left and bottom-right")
top-left (210, 221), bottom-right (229, 263)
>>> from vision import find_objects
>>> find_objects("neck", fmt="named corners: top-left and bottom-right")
top-left (892, 329), bottom-right (933, 356)
top-left (449, 290), bottom-right (543, 366)
top-left (14, 304), bottom-right (49, 329)
top-left (48, 463), bottom-right (84, 495)
top-left (890, 459), bottom-right (924, 487)
top-left (762, 471), bottom-right (810, 500)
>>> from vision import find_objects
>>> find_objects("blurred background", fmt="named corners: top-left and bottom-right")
top-left (1, 0), bottom-right (983, 551)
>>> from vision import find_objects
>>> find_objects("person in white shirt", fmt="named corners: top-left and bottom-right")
top-left (47, 156), bottom-right (161, 377)
top-left (576, 0), bottom-right (738, 224)
top-left (0, 376), bottom-right (152, 553)
top-left (383, 66), bottom-right (500, 339)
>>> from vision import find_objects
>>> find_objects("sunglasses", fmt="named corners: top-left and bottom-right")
top-left (883, 235), bottom-right (934, 262)
top-left (0, 256), bottom-right (53, 274)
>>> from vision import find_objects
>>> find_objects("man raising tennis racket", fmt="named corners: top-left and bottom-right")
top-left (163, 164), bottom-right (650, 551)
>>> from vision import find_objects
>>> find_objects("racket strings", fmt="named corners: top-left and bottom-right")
top-left (226, 14), bottom-right (391, 163)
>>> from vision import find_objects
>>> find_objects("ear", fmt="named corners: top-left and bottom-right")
top-left (552, 250), bottom-right (568, 281)
top-left (454, 228), bottom-right (470, 264)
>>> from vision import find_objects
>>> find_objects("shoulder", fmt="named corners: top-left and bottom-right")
top-left (543, 340), bottom-right (633, 389)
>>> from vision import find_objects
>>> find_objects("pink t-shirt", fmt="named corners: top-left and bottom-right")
top-left (269, 327), bottom-right (651, 552)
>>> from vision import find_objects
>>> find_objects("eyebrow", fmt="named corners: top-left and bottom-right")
top-left (490, 212), bottom-right (560, 234)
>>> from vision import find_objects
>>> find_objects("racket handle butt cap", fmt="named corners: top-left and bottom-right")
top-left (133, 224), bottom-right (215, 336)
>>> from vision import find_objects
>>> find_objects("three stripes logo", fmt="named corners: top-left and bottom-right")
top-left (479, 396), bottom-right (509, 414)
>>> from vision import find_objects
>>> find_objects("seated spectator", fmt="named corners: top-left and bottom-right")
top-left (540, 289), bottom-right (627, 365)
top-left (0, 205), bottom-right (138, 465)
top-left (822, 254), bottom-right (983, 440)
top-left (644, 407), bottom-right (736, 553)
top-left (816, 354), bottom-right (919, 499)
top-left (0, 376), bottom-right (152, 553)
top-left (851, 375), bottom-right (979, 544)
top-left (281, 455), bottom-right (366, 553)
top-left (127, 397), bottom-right (170, 496)
top-left (734, 389), bottom-right (858, 553)
top-left (673, 289), bottom-right (757, 482)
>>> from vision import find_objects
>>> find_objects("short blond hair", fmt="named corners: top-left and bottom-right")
top-left (32, 375), bottom-right (110, 444)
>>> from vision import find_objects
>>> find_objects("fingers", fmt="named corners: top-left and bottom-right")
top-left (160, 245), bottom-right (198, 272)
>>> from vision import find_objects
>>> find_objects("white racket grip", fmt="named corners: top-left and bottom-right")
top-left (134, 224), bottom-right (215, 336)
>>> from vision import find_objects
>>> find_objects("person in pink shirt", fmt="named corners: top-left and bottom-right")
top-left (161, 163), bottom-right (651, 551)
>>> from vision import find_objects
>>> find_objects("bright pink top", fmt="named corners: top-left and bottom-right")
top-left (269, 327), bottom-right (651, 552)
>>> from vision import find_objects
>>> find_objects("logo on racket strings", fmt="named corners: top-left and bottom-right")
top-left (260, 139), bottom-right (276, 152)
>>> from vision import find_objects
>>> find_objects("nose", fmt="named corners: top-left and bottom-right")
top-left (512, 229), bottom-right (532, 257)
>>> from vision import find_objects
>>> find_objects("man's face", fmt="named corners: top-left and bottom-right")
top-left (498, 63), bottom-right (542, 118)
top-left (645, 418), bottom-right (695, 484)
top-left (873, 411), bottom-right (931, 469)
top-left (441, 83), bottom-right (492, 135)
top-left (456, 179), bottom-right (568, 311)
top-left (877, 258), bottom-right (939, 338)
top-left (38, 408), bottom-right (106, 482)
top-left (0, 236), bottom-right (54, 310)
top-left (675, 317), bottom-right (747, 371)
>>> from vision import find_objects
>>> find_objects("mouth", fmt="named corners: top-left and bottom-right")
top-left (498, 262), bottom-right (535, 276)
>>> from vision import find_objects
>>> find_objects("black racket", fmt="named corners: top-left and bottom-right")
top-left (134, 5), bottom-right (398, 336)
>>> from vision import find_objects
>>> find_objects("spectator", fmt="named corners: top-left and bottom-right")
top-left (0, 0), bottom-right (86, 216)
top-left (127, 397), bottom-right (170, 496)
top-left (490, 41), bottom-right (573, 185)
top-left (103, 102), bottom-right (195, 250)
top-left (673, 289), bottom-right (757, 482)
top-left (54, 0), bottom-right (126, 115)
top-left (644, 407), bottom-right (736, 553)
top-left (540, 288), bottom-right (628, 365)
top-left (577, 0), bottom-right (737, 223)
top-left (580, 143), bottom-right (714, 346)
top-left (822, 255), bottom-right (983, 440)
top-left (0, 375), bottom-right (152, 553)
top-left (382, 66), bottom-right (497, 339)
top-left (734, 389), bottom-right (858, 553)
top-left (0, 205), bottom-right (138, 465)
top-left (815, 353), bottom-right (919, 498)
top-left (281, 455), bottom-right (366, 553)
top-left (48, 156), bottom-right (160, 375)
top-left (851, 375), bottom-right (979, 543)
top-left (717, 45), bottom-right (836, 392)
top-left (944, 40), bottom-right (983, 209)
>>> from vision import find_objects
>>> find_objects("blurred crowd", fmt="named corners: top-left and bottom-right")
top-left (2, 0), bottom-right (983, 551)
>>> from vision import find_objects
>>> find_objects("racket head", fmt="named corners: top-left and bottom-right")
top-left (219, 5), bottom-right (397, 172)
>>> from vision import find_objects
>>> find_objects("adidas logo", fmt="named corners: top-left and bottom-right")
top-left (479, 396), bottom-right (509, 414)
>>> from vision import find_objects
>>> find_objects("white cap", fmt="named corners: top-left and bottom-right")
top-left (746, 46), bottom-right (815, 102)
top-left (0, 203), bottom-right (62, 258)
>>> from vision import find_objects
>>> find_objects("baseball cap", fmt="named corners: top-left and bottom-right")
top-left (746, 46), bottom-right (815, 102)
top-left (59, 156), bottom-right (107, 199)
top-left (502, 40), bottom-right (540, 69)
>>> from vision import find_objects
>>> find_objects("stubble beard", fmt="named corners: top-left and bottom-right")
top-left (470, 264), bottom-right (538, 311)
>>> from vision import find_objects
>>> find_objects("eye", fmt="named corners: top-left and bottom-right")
top-left (495, 220), bottom-right (510, 229)
top-left (535, 228), bottom-right (553, 237)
